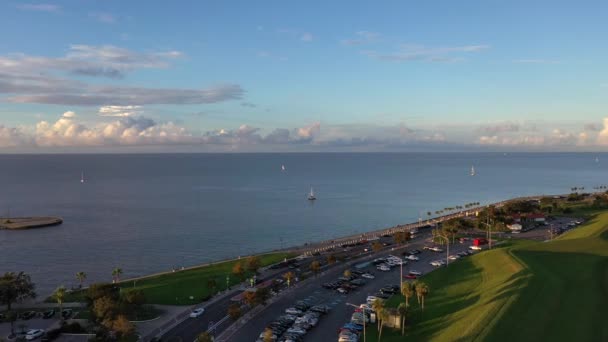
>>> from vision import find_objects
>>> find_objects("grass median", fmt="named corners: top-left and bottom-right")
top-left (363, 211), bottom-right (608, 342)
top-left (57, 252), bottom-right (294, 305)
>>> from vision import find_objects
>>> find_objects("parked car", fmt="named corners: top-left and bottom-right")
top-left (409, 270), bottom-right (423, 276)
top-left (25, 329), bottom-right (45, 340)
top-left (189, 308), bottom-right (205, 318)
top-left (20, 311), bottom-right (37, 320)
top-left (469, 245), bottom-right (482, 250)
top-left (361, 273), bottom-right (375, 279)
top-left (61, 309), bottom-right (73, 319)
top-left (405, 255), bottom-right (419, 261)
top-left (404, 274), bottom-right (417, 279)
top-left (42, 310), bottom-right (55, 319)
top-left (285, 307), bottom-right (303, 315)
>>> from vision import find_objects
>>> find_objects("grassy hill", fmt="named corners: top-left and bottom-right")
top-left (367, 212), bottom-right (608, 342)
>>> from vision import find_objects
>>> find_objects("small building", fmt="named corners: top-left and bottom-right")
top-left (511, 213), bottom-right (546, 223)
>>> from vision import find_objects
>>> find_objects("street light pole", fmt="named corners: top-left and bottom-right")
top-left (437, 235), bottom-right (449, 266)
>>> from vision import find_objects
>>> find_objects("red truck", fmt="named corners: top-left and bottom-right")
top-left (473, 238), bottom-right (488, 246)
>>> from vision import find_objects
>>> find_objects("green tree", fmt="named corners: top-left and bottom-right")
top-left (197, 332), bottom-right (214, 342)
top-left (207, 278), bottom-right (218, 295)
top-left (5, 310), bottom-right (17, 337)
top-left (415, 282), bottom-right (430, 310)
top-left (371, 298), bottom-right (385, 330)
top-left (326, 254), bottom-right (337, 265)
top-left (246, 256), bottom-right (262, 273)
top-left (232, 262), bottom-right (245, 281)
top-left (254, 287), bottom-right (271, 305)
top-left (0, 272), bottom-right (36, 312)
top-left (243, 291), bottom-right (256, 306)
top-left (343, 269), bottom-right (352, 278)
top-left (283, 271), bottom-right (295, 287)
top-left (401, 281), bottom-right (414, 308)
top-left (310, 261), bottom-right (321, 277)
top-left (262, 328), bottom-right (274, 342)
top-left (372, 241), bottom-right (383, 252)
top-left (393, 232), bottom-right (406, 244)
top-left (398, 303), bottom-right (408, 335)
top-left (52, 286), bottom-right (67, 321)
top-left (122, 288), bottom-right (145, 319)
top-left (92, 296), bottom-right (119, 322)
top-left (75, 272), bottom-right (87, 288)
top-left (227, 303), bottom-right (242, 320)
top-left (112, 268), bottom-right (123, 283)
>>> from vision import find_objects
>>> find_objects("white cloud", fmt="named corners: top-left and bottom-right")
top-left (300, 33), bottom-right (313, 42)
top-left (341, 31), bottom-right (380, 46)
top-left (90, 12), bottom-right (116, 24)
top-left (362, 44), bottom-right (489, 63)
top-left (596, 118), bottom-right (608, 145)
top-left (98, 105), bottom-right (142, 117)
top-left (16, 3), bottom-right (60, 12)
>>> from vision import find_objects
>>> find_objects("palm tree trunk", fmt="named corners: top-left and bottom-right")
top-left (422, 296), bottom-right (425, 310)
top-left (401, 316), bottom-right (405, 335)
top-left (378, 322), bottom-right (384, 342)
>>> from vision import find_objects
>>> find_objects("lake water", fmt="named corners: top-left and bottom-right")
top-left (1, 153), bottom-right (605, 295)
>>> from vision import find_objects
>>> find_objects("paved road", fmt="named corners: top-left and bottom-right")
top-left (160, 232), bottom-right (398, 341)
top-left (227, 231), bottom-right (476, 342)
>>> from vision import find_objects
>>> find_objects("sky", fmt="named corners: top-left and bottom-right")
top-left (1, 0), bottom-right (607, 152)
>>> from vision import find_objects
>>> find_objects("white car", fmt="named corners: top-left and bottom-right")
top-left (469, 245), bottom-right (482, 250)
top-left (285, 307), bottom-right (303, 315)
top-left (361, 273), bottom-right (375, 279)
top-left (430, 260), bottom-right (445, 267)
top-left (409, 270), bottom-right (423, 276)
top-left (25, 329), bottom-right (45, 340)
top-left (448, 255), bottom-right (460, 261)
top-left (366, 296), bottom-right (379, 305)
top-left (189, 308), bottom-right (205, 318)
top-left (406, 255), bottom-right (419, 261)
top-left (377, 265), bottom-right (391, 272)
top-left (431, 247), bottom-right (444, 252)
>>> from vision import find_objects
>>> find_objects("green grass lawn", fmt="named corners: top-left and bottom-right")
top-left (58, 252), bottom-right (293, 305)
top-left (362, 212), bottom-right (608, 342)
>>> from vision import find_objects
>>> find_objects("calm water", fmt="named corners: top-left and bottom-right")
top-left (0, 153), bottom-right (605, 295)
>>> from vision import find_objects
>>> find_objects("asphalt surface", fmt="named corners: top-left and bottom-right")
top-left (228, 231), bottom-right (476, 342)
top-left (161, 232), bottom-right (411, 341)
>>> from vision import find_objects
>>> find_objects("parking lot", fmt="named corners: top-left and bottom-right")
top-left (231, 231), bottom-right (478, 342)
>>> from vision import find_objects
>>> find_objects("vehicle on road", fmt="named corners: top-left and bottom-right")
top-left (469, 245), bottom-right (483, 250)
top-left (189, 308), bottom-right (205, 318)
top-left (405, 255), bottom-right (419, 261)
top-left (25, 329), bottom-right (45, 340)
top-left (431, 247), bottom-right (444, 252)
top-left (448, 255), bottom-right (460, 261)
top-left (409, 270), bottom-right (423, 276)
top-left (404, 274), bottom-right (417, 279)
top-left (361, 273), bottom-right (375, 279)
top-left (61, 309), bottom-right (73, 319)
top-left (377, 265), bottom-right (390, 272)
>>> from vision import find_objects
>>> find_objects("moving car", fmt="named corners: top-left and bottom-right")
top-left (469, 245), bottom-right (483, 250)
top-left (409, 270), bottom-right (423, 276)
top-left (25, 329), bottom-right (45, 340)
top-left (189, 308), bottom-right (205, 318)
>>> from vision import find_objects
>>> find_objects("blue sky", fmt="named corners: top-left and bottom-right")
top-left (1, 0), bottom-right (607, 151)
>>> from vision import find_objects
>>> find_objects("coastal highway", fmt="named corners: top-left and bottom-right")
top-left (159, 233), bottom-right (407, 341)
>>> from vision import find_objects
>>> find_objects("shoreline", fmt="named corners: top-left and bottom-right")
top-left (0, 216), bottom-right (63, 230)
top-left (117, 193), bottom-right (562, 287)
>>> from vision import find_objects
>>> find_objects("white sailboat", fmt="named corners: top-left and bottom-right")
top-left (595, 157), bottom-right (599, 163)
top-left (307, 187), bottom-right (316, 201)
top-left (470, 165), bottom-right (476, 176)
top-left (81, 172), bottom-right (85, 183)
top-left (281, 164), bottom-right (286, 172)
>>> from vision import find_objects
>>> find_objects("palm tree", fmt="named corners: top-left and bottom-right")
top-left (310, 261), bottom-right (321, 278)
top-left (207, 278), bottom-right (217, 295)
top-left (75, 272), bottom-right (86, 288)
top-left (112, 268), bottom-right (123, 283)
top-left (343, 269), bottom-right (352, 278)
top-left (371, 298), bottom-right (385, 330)
top-left (398, 302), bottom-right (408, 335)
top-left (378, 307), bottom-right (389, 342)
top-left (52, 286), bottom-right (66, 321)
top-left (401, 281), bottom-right (414, 308)
top-left (196, 332), bottom-right (213, 342)
top-left (415, 282), bottom-right (430, 310)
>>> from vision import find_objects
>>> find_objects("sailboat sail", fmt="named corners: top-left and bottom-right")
top-left (470, 166), bottom-right (475, 176)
